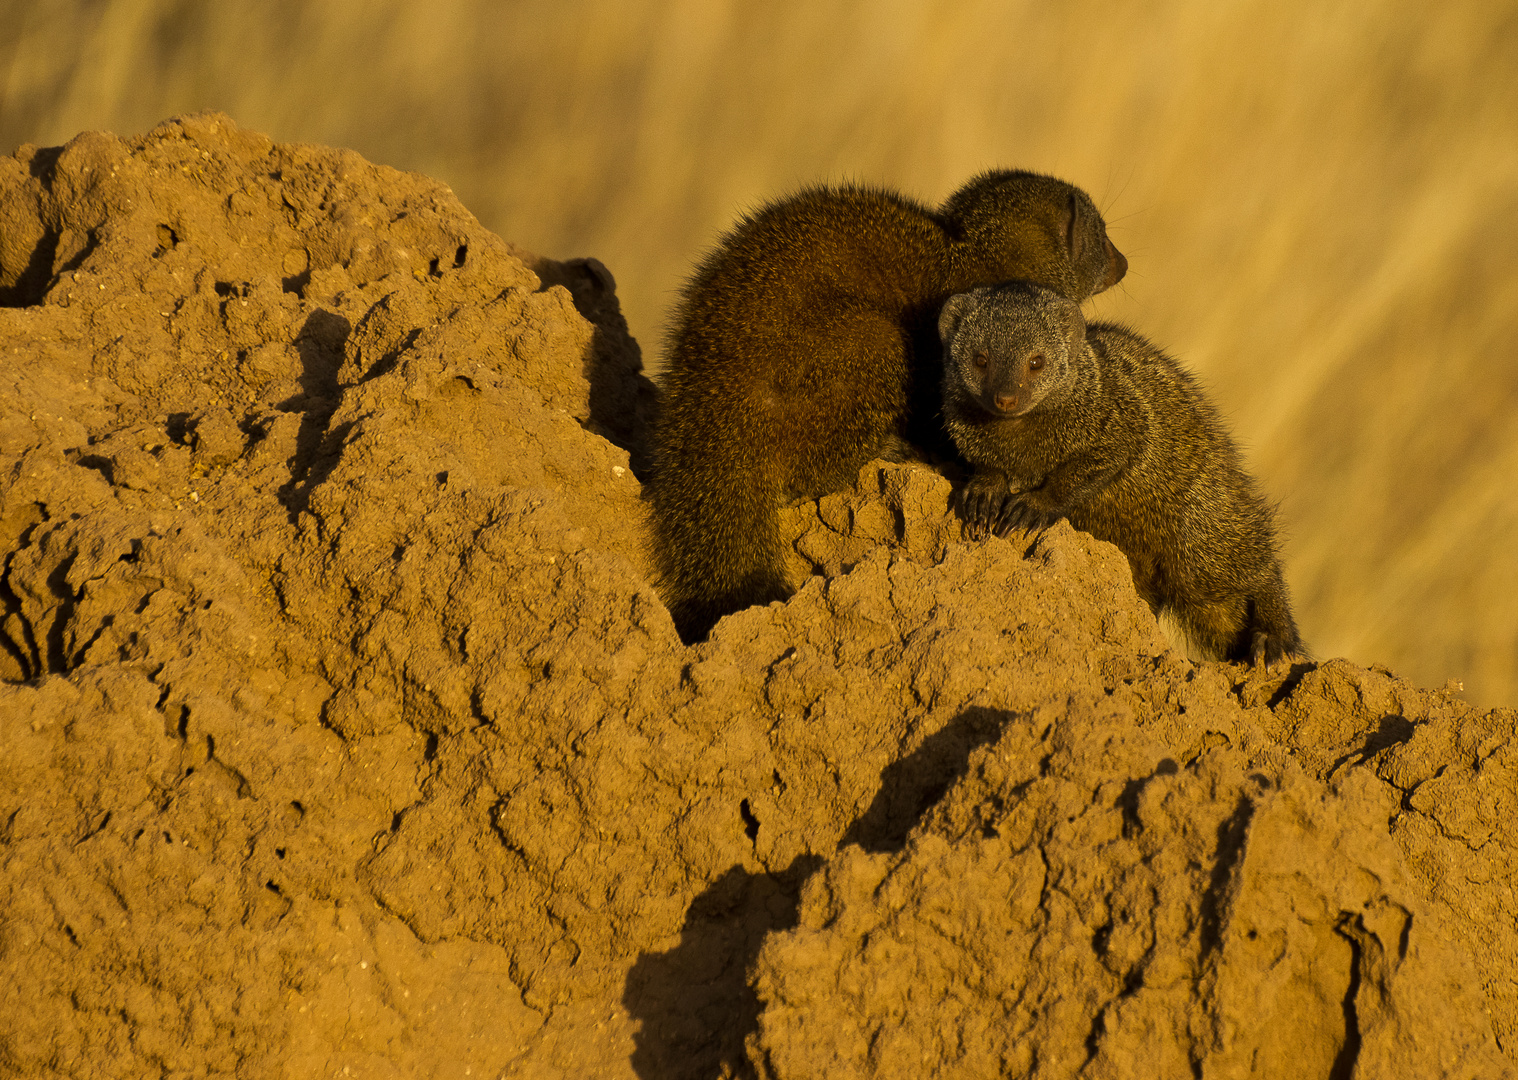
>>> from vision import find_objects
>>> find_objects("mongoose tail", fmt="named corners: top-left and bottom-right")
top-left (649, 391), bottom-right (790, 644)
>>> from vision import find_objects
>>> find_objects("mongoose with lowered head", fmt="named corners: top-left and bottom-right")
top-left (649, 170), bottom-right (1127, 642)
top-left (937, 281), bottom-right (1302, 664)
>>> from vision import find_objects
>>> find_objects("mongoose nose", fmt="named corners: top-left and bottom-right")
top-left (994, 392), bottom-right (1020, 413)
top-left (1100, 238), bottom-right (1128, 290)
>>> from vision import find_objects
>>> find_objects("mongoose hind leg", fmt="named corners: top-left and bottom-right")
top-left (1170, 595), bottom-right (1251, 665)
top-left (1239, 572), bottom-right (1305, 666)
top-left (1174, 586), bottom-right (1303, 667)
top-left (1245, 628), bottom-right (1297, 667)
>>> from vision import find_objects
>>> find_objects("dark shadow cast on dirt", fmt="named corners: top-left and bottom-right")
top-left (622, 705), bottom-right (1020, 1079)
top-left (532, 255), bottom-right (659, 480)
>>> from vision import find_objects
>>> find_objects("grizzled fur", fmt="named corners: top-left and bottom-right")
top-left (939, 281), bottom-right (1302, 664)
top-left (649, 171), bottom-right (1127, 643)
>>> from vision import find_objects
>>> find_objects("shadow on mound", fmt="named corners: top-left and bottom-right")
top-left (839, 705), bottom-right (1012, 854)
top-left (531, 255), bottom-right (659, 480)
top-left (622, 855), bottom-right (823, 1080)
top-left (622, 706), bottom-right (1021, 1079)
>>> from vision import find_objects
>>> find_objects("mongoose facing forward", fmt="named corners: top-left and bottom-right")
top-left (649, 170), bottom-right (1127, 642)
top-left (938, 281), bottom-right (1302, 664)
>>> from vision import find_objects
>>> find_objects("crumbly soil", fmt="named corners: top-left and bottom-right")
top-left (1, 114), bottom-right (1513, 1080)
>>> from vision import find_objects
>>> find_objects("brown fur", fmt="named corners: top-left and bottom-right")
top-left (649, 171), bottom-right (1126, 642)
top-left (938, 281), bottom-right (1302, 665)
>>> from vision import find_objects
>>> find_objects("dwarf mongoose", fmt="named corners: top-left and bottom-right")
top-left (649, 171), bottom-right (1127, 642)
top-left (938, 281), bottom-right (1302, 664)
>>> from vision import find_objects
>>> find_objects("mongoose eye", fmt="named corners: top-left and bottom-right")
top-left (1029, 353), bottom-right (1045, 372)
top-left (974, 351), bottom-right (989, 369)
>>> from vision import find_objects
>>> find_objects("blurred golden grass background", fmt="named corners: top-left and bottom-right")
top-left (4, 0), bottom-right (1516, 704)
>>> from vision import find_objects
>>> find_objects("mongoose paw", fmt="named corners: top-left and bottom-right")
top-left (958, 475), bottom-right (1013, 541)
top-left (1248, 631), bottom-right (1295, 668)
top-left (959, 478), bottom-right (1060, 539)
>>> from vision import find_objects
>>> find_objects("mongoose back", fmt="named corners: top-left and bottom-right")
top-left (649, 170), bottom-right (1127, 642)
top-left (938, 281), bottom-right (1302, 664)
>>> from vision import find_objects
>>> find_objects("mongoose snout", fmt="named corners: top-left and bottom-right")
top-left (1100, 237), bottom-right (1127, 289)
top-left (944, 286), bottom-right (1085, 420)
top-left (980, 350), bottom-right (1050, 417)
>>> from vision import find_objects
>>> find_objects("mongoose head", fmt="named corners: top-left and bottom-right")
top-left (940, 170), bottom-right (1126, 300)
top-left (939, 281), bottom-right (1086, 419)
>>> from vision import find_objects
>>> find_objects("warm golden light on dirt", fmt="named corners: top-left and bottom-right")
top-left (16, 1), bottom-right (1505, 705)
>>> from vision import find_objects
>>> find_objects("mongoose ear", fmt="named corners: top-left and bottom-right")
top-left (1064, 191), bottom-right (1083, 261)
top-left (1060, 299), bottom-right (1087, 351)
top-left (938, 292), bottom-right (972, 343)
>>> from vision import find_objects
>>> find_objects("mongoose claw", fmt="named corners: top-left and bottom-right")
top-left (991, 502), bottom-right (1023, 537)
top-left (992, 499), bottom-right (1059, 538)
top-left (958, 476), bottom-right (1012, 541)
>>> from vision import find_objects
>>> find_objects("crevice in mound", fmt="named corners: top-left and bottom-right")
top-left (204, 734), bottom-right (253, 798)
top-left (739, 799), bottom-right (760, 843)
top-left (73, 809), bottom-right (112, 847)
top-left (1081, 1008), bottom-right (1108, 1067)
top-left (359, 325), bottom-right (420, 383)
top-left (1116, 757), bottom-right (1179, 837)
top-left (0, 230), bottom-right (62, 308)
top-left (0, 570), bottom-right (39, 681)
top-left (534, 254), bottom-right (657, 479)
top-left (623, 855), bottom-right (823, 1080)
top-left (0, 502), bottom-right (48, 681)
top-left (25, 144), bottom-right (63, 179)
top-left (164, 413), bottom-right (193, 445)
top-left (839, 705), bottom-right (1013, 853)
top-left (0, 197), bottom-right (100, 307)
top-left (0, 624), bottom-right (29, 682)
top-left (40, 549), bottom-right (82, 675)
top-left (279, 419), bottom-right (353, 518)
top-left (1198, 794), bottom-right (1256, 958)
top-left (1329, 913), bottom-right (1367, 1080)
top-left (69, 612), bottom-right (115, 667)
top-left (73, 454), bottom-right (116, 484)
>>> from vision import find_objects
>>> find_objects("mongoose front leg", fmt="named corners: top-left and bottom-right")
top-left (958, 470), bottom-right (1063, 539)
top-left (992, 451), bottom-right (1129, 538)
top-left (992, 493), bottom-right (1061, 536)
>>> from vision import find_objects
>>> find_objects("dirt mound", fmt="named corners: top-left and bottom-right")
top-left (1, 115), bottom-right (1513, 1079)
